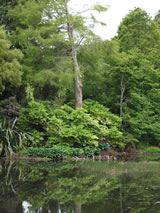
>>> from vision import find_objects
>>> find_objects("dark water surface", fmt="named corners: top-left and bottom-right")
top-left (0, 159), bottom-right (160, 213)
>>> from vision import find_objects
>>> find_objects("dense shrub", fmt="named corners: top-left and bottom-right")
top-left (19, 100), bottom-right (123, 149)
top-left (83, 100), bottom-right (123, 147)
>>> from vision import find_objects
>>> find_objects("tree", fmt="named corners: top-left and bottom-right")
top-left (8, 0), bottom-right (108, 108)
top-left (117, 8), bottom-right (159, 53)
top-left (114, 8), bottom-right (160, 146)
top-left (63, 0), bottom-right (107, 108)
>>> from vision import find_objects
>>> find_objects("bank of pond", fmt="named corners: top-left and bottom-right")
top-left (1, 145), bottom-right (160, 162)
top-left (1, 157), bottom-right (160, 213)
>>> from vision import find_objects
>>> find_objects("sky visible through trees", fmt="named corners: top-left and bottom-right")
top-left (70, 0), bottom-right (160, 39)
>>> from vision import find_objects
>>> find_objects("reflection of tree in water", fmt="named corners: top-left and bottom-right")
top-left (1, 161), bottom-right (160, 213)
top-left (18, 162), bottom-right (120, 213)
top-left (0, 161), bottom-right (120, 213)
top-left (83, 170), bottom-right (160, 213)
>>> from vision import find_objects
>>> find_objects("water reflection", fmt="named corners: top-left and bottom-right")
top-left (0, 160), bottom-right (160, 213)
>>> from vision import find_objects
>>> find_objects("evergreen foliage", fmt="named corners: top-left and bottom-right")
top-left (117, 8), bottom-right (159, 53)
top-left (0, 26), bottom-right (23, 93)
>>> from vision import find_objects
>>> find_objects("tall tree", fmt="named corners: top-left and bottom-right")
top-left (116, 8), bottom-right (160, 145)
top-left (64, 0), bottom-right (83, 108)
top-left (8, 0), bottom-right (108, 108)
top-left (117, 8), bottom-right (159, 53)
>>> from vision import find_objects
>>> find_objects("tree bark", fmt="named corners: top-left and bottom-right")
top-left (120, 74), bottom-right (125, 118)
top-left (71, 44), bottom-right (83, 109)
top-left (74, 204), bottom-right (82, 213)
top-left (65, 0), bottom-right (83, 109)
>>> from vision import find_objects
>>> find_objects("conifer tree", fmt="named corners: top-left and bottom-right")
top-left (8, 0), bottom-right (108, 108)
top-left (117, 8), bottom-right (158, 53)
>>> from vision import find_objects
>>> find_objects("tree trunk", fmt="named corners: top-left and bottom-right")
top-left (65, 0), bottom-right (83, 109)
top-left (71, 44), bottom-right (83, 109)
top-left (74, 204), bottom-right (82, 213)
top-left (120, 74), bottom-right (125, 118)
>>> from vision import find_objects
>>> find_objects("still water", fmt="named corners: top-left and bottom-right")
top-left (0, 159), bottom-right (160, 213)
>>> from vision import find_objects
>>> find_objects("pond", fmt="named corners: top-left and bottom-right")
top-left (0, 159), bottom-right (160, 213)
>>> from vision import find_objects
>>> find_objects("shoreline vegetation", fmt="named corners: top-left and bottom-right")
top-left (1, 146), bottom-right (160, 162)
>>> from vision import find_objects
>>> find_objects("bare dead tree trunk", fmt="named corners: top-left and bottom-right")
top-left (71, 44), bottom-right (83, 109)
top-left (65, 0), bottom-right (83, 109)
top-left (74, 204), bottom-right (82, 213)
top-left (120, 74), bottom-right (125, 118)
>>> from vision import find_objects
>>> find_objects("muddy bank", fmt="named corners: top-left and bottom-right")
top-left (72, 150), bottom-right (160, 161)
top-left (1, 149), bottom-right (160, 162)
top-left (71, 149), bottom-right (139, 161)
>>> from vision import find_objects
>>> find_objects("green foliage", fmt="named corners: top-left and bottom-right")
top-left (0, 118), bottom-right (32, 157)
top-left (117, 8), bottom-right (159, 53)
top-left (143, 146), bottom-right (160, 153)
top-left (7, 0), bottom-right (108, 102)
top-left (83, 99), bottom-right (122, 147)
top-left (0, 0), bottom-right (17, 31)
top-left (83, 146), bottom-right (100, 157)
top-left (31, 130), bottom-right (44, 145)
top-left (8, 0), bottom-right (73, 100)
top-left (94, 4), bottom-right (108, 12)
top-left (78, 39), bottom-right (124, 112)
top-left (0, 26), bottom-right (23, 93)
top-left (98, 142), bottom-right (110, 151)
top-left (116, 41), bottom-right (160, 146)
top-left (19, 100), bottom-right (123, 149)
top-left (19, 101), bottom-right (50, 131)
top-left (25, 84), bottom-right (34, 103)
top-left (78, 14), bottom-right (160, 148)
top-left (48, 106), bottom-right (104, 147)
top-left (23, 147), bottom-right (73, 158)
top-left (22, 146), bottom-right (96, 158)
